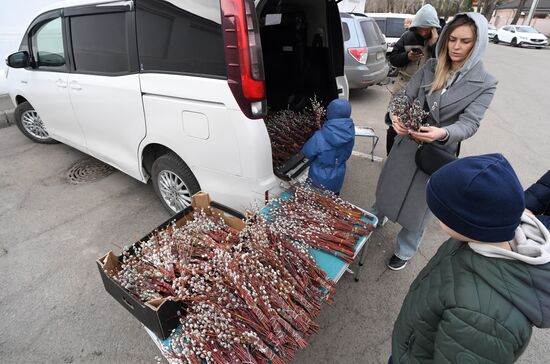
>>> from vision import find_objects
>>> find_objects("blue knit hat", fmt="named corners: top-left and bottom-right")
top-left (426, 154), bottom-right (525, 242)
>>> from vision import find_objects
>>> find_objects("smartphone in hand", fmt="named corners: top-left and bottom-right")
top-left (411, 48), bottom-right (423, 55)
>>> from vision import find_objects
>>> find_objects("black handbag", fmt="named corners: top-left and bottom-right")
top-left (415, 143), bottom-right (459, 175)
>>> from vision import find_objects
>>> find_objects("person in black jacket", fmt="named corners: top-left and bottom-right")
top-left (385, 4), bottom-right (440, 155)
top-left (525, 170), bottom-right (550, 227)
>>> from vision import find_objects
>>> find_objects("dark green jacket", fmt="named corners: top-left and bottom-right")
top-left (392, 238), bottom-right (550, 363)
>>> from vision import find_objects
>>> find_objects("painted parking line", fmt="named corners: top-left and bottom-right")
top-left (352, 150), bottom-right (384, 162)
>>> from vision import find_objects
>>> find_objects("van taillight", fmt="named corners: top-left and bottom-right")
top-left (221, 0), bottom-right (266, 119)
top-left (348, 47), bottom-right (369, 64)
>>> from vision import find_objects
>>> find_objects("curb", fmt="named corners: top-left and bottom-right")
top-left (0, 109), bottom-right (15, 129)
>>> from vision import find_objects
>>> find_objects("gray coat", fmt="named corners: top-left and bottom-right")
top-left (376, 13), bottom-right (498, 232)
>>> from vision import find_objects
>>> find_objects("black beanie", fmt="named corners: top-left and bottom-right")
top-left (426, 154), bottom-right (525, 242)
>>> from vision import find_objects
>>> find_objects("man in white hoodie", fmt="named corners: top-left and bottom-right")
top-left (391, 154), bottom-right (550, 363)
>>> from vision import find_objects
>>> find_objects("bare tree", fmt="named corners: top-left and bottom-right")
top-left (365, 0), bottom-right (424, 13)
top-left (511, 0), bottom-right (528, 24)
top-left (476, 0), bottom-right (499, 20)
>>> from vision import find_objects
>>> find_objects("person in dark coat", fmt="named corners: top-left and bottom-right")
top-left (385, 4), bottom-right (440, 155)
top-left (301, 99), bottom-right (355, 194)
top-left (525, 170), bottom-right (550, 227)
top-left (389, 4), bottom-right (440, 93)
top-left (391, 154), bottom-right (550, 364)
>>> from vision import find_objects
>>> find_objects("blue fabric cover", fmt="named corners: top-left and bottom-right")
top-left (301, 99), bottom-right (355, 193)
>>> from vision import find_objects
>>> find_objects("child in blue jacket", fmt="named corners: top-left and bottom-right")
top-left (301, 99), bottom-right (355, 194)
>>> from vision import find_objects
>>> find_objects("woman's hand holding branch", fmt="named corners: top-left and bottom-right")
top-left (409, 126), bottom-right (448, 143)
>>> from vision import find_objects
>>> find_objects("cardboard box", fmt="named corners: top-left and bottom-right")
top-left (96, 192), bottom-right (245, 339)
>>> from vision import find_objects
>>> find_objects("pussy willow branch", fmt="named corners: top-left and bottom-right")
top-left (388, 92), bottom-right (430, 131)
top-left (265, 97), bottom-right (326, 167)
top-left (111, 183), bottom-right (373, 363)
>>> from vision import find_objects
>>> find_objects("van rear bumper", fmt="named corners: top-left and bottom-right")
top-left (346, 63), bottom-right (390, 89)
top-left (191, 166), bottom-right (291, 212)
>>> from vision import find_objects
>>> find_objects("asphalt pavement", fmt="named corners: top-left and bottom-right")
top-left (0, 94), bottom-right (15, 128)
top-left (1, 43), bottom-right (549, 363)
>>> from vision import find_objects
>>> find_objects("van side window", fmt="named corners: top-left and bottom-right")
top-left (70, 12), bottom-right (129, 74)
top-left (136, 0), bottom-right (226, 77)
top-left (342, 22), bottom-right (351, 41)
top-left (31, 17), bottom-right (66, 70)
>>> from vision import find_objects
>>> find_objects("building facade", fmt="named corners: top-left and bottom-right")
top-left (491, 0), bottom-right (550, 35)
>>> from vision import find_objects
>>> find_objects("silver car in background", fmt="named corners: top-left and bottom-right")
top-left (341, 13), bottom-right (389, 90)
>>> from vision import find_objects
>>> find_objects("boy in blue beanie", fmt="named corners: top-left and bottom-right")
top-left (301, 99), bottom-right (355, 194)
top-left (391, 154), bottom-right (550, 363)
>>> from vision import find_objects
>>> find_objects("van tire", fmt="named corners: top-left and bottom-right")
top-left (151, 152), bottom-right (201, 214)
top-left (14, 101), bottom-right (58, 144)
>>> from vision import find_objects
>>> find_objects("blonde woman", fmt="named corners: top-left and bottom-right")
top-left (373, 13), bottom-right (498, 270)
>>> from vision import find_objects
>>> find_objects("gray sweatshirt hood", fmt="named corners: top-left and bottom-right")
top-left (436, 12), bottom-right (488, 78)
top-left (410, 4), bottom-right (441, 30)
top-left (469, 213), bottom-right (550, 265)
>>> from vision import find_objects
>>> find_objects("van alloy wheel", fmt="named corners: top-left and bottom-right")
top-left (157, 170), bottom-right (192, 212)
top-left (14, 101), bottom-right (57, 144)
top-left (21, 110), bottom-right (50, 140)
top-left (151, 152), bottom-right (201, 214)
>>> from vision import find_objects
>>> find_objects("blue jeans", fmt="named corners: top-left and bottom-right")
top-left (370, 204), bottom-right (425, 261)
top-left (394, 226), bottom-right (425, 260)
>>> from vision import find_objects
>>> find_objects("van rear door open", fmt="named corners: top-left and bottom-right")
top-left (257, 0), bottom-right (346, 181)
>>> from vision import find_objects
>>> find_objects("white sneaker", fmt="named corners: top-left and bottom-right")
top-left (379, 216), bottom-right (389, 227)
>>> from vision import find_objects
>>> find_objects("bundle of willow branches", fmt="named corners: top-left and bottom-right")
top-left (266, 184), bottom-right (375, 263)
top-left (111, 184), bottom-right (373, 363)
top-left (265, 99), bottom-right (326, 167)
top-left (388, 92), bottom-right (430, 131)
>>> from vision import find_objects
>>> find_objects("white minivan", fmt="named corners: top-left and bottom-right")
top-left (6, 0), bottom-right (347, 214)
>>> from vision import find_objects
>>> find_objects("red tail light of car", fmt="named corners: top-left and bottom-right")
top-left (221, 0), bottom-right (266, 119)
top-left (348, 47), bottom-right (369, 64)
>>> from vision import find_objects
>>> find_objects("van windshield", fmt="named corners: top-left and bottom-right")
top-left (516, 26), bottom-right (538, 33)
top-left (360, 20), bottom-right (383, 46)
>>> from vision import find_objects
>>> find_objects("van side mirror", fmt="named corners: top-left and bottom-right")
top-left (6, 51), bottom-right (31, 68)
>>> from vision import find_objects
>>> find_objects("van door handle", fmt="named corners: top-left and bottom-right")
top-left (70, 81), bottom-right (82, 91)
top-left (56, 79), bottom-right (67, 88)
